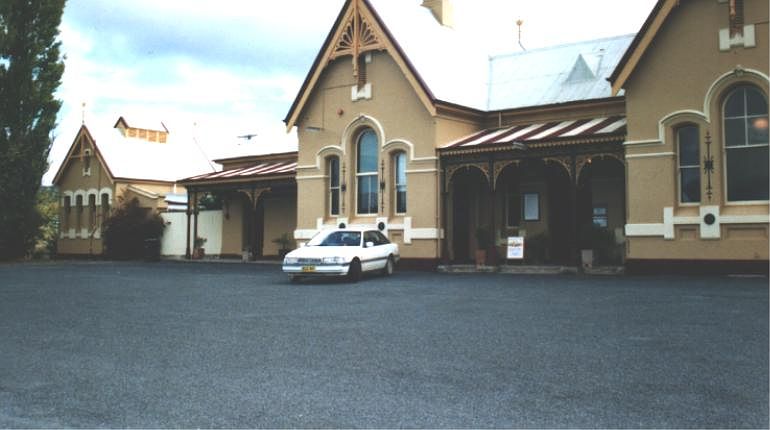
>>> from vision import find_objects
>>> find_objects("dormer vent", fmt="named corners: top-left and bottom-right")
top-left (421, 0), bottom-right (453, 28)
top-left (114, 116), bottom-right (169, 143)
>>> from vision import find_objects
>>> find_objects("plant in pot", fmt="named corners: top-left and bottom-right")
top-left (272, 232), bottom-right (293, 259)
top-left (475, 227), bottom-right (491, 267)
top-left (193, 236), bottom-right (207, 259)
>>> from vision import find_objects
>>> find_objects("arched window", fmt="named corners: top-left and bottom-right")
top-left (328, 156), bottom-right (340, 216)
top-left (393, 151), bottom-right (407, 214)
top-left (677, 125), bottom-right (700, 203)
top-left (75, 195), bottom-right (84, 235)
top-left (356, 129), bottom-right (378, 214)
top-left (88, 194), bottom-right (96, 231)
top-left (101, 193), bottom-right (110, 233)
top-left (723, 85), bottom-right (769, 201)
top-left (63, 196), bottom-right (71, 231)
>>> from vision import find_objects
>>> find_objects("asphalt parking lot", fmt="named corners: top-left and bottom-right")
top-left (0, 261), bottom-right (767, 428)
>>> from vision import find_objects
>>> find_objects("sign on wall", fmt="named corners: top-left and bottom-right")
top-left (507, 236), bottom-right (524, 259)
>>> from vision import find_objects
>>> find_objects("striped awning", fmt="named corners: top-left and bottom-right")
top-left (181, 160), bottom-right (297, 185)
top-left (442, 116), bottom-right (627, 150)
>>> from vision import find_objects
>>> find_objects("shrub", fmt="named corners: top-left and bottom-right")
top-left (102, 196), bottom-right (165, 260)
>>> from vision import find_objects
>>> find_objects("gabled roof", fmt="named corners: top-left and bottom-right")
top-left (609, 0), bottom-right (674, 95)
top-left (283, 0), bottom-right (488, 130)
top-left (285, 0), bottom-right (651, 129)
top-left (52, 120), bottom-right (217, 185)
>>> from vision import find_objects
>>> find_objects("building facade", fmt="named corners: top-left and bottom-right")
top-left (282, 0), bottom-right (767, 271)
top-left (612, 0), bottom-right (769, 272)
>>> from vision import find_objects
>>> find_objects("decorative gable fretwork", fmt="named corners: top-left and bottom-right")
top-left (329, 0), bottom-right (386, 81)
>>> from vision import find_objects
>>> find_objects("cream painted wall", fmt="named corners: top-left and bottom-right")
top-left (295, 51), bottom-right (451, 259)
top-left (623, 0), bottom-right (769, 261)
top-left (262, 195), bottom-right (297, 256)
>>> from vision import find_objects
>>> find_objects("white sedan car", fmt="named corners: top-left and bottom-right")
top-left (282, 228), bottom-right (399, 282)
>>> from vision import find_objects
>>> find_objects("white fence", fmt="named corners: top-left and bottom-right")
top-left (161, 210), bottom-right (222, 257)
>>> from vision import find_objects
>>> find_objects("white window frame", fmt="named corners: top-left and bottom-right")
top-left (676, 124), bottom-right (701, 205)
top-left (393, 151), bottom-right (407, 215)
top-left (722, 85), bottom-right (769, 204)
top-left (356, 129), bottom-right (379, 216)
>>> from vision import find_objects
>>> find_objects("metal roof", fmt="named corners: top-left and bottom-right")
top-left (441, 116), bottom-right (627, 150)
top-left (87, 124), bottom-right (217, 182)
top-left (367, 2), bottom-right (635, 111)
top-left (487, 35), bottom-right (635, 110)
top-left (181, 159), bottom-right (297, 185)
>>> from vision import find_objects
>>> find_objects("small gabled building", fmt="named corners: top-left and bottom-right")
top-left (52, 116), bottom-right (216, 256)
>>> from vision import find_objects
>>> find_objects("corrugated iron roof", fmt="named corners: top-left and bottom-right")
top-left (87, 124), bottom-right (217, 182)
top-left (442, 116), bottom-right (627, 150)
top-left (181, 159), bottom-right (297, 184)
top-left (487, 35), bottom-right (634, 110)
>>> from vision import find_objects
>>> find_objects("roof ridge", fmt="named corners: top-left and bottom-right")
top-left (489, 33), bottom-right (636, 60)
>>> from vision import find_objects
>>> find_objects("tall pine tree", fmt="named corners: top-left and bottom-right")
top-left (0, 0), bottom-right (65, 259)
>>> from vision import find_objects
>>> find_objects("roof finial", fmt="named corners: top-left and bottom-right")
top-left (81, 102), bottom-right (86, 125)
top-left (516, 19), bottom-right (526, 51)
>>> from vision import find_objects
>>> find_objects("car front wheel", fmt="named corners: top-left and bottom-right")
top-left (347, 259), bottom-right (362, 282)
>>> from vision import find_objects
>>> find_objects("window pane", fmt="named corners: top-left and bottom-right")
top-left (746, 88), bottom-right (768, 116)
top-left (396, 153), bottom-right (406, 184)
top-left (748, 116), bottom-right (769, 146)
top-left (358, 175), bottom-right (378, 214)
top-left (329, 157), bottom-right (339, 187)
top-left (724, 118), bottom-right (746, 147)
top-left (330, 189), bottom-right (339, 215)
top-left (727, 146), bottom-right (769, 201)
top-left (523, 193), bottom-right (539, 221)
top-left (677, 126), bottom-right (699, 165)
top-left (680, 167), bottom-right (701, 203)
top-left (724, 88), bottom-right (745, 117)
top-left (396, 188), bottom-right (406, 213)
top-left (357, 130), bottom-right (378, 173)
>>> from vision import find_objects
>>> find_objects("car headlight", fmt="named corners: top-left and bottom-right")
top-left (284, 257), bottom-right (299, 265)
top-left (322, 256), bottom-right (346, 265)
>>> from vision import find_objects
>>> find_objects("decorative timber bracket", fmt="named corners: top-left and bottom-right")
top-left (329, 0), bottom-right (386, 82)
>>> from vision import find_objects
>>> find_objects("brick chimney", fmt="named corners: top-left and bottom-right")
top-left (421, 0), bottom-right (453, 28)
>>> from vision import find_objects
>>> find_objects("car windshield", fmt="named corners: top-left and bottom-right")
top-left (307, 231), bottom-right (361, 247)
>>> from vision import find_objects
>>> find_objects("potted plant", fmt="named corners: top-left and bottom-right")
top-left (272, 232), bottom-right (293, 259)
top-left (193, 236), bottom-right (207, 259)
top-left (475, 227), bottom-right (491, 267)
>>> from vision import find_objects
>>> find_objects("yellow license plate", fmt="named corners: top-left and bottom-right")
top-left (301, 266), bottom-right (316, 272)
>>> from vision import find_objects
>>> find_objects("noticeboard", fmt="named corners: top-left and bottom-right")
top-left (507, 236), bottom-right (524, 259)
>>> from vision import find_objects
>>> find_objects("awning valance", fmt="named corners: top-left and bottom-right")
top-left (441, 116), bottom-right (626, 151)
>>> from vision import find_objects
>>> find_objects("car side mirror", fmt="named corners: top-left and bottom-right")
top-left (365, 241), bottom-right (374, 248)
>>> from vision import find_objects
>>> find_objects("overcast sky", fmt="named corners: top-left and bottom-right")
top-left (44, 0), bottom-right (657, 184)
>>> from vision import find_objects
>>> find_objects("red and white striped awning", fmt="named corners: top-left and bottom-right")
top-left (442, 116), bottom-right (627, 150)
top-left (181, 160), bottom-right (297, 184)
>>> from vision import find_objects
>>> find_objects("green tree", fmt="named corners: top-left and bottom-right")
top-left (33, 186), bottom-right (59, 258)
top-left (0, 0), bottom-right (66, 259)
